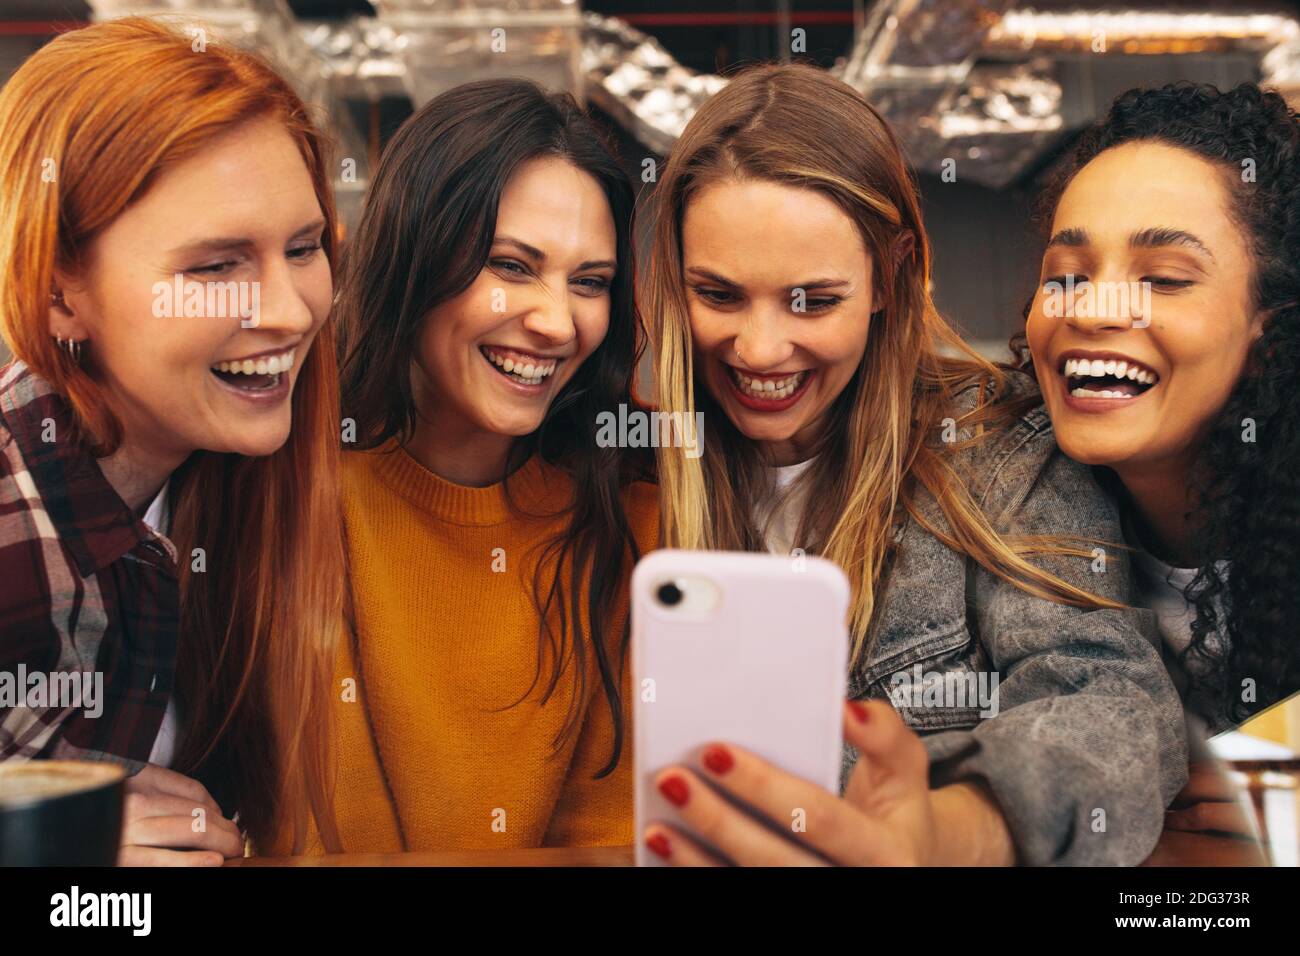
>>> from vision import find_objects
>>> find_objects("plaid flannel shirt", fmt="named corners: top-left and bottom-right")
top-left (0, 361), bottom-right (178, 770)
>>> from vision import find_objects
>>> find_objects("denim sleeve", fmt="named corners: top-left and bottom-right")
top-left (921, 444), bottom-right (1188, 866)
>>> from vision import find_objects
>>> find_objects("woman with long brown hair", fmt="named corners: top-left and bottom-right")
top-left (309, 78), bottom-right (656, 852)
top-left (0, 18), bottom-right (344, 862)
top-left (639, 63), bottom-right (1187, 866)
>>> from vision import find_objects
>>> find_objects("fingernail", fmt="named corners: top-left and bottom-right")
top-left (646, 832), bottom-right (672, 860)
top-left (848, 700), bottom-right (870, 723)
top-left (658, 774), bottom-right (689, 807)
top-left (702, 744), bottom-right (734, 775)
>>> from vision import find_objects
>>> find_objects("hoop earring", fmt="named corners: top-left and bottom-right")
top-left (54, 335), bottom-right (83, 363)
top-left (50, 290), bottom-right (82, 363)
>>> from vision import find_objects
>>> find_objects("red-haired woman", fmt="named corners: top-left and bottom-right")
top-left (0, 18), bottom-right (344, 863)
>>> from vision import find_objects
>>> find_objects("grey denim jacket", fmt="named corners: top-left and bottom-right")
top-left (841, 369), bottom-right (1188, 866)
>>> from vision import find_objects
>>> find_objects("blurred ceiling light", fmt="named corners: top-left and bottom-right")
top-left (839, 1), bottom-right (1300, 188)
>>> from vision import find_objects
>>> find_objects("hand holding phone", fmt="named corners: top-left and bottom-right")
top-left (632, 549), bottom-right (850, 866)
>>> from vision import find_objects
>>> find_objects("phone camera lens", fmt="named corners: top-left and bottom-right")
top-left (656, 581), bottom-right (684, 607)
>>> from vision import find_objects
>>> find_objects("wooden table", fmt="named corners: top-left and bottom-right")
top-left (1226, 757), bottom-right (1300, 858)
top-left (229, 836), bottom-right (1266, 866)
top-left (228, 846), bottom-right (634, 867)
top-left (1139, 830), bottom-right (1269, 867)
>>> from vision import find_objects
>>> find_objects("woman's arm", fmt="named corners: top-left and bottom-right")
top-left (930, 780), bottom-right (1017, 865)
top-left (543, 661), bottom-right (635, 847)
top-left (916, 442), bottom-right (1189, 865)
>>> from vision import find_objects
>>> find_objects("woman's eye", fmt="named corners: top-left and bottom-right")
top-left (1041, 274), bottom-right (1084, 288)
top-left (800, 296), bottom-right (841, 313)
top-left (1144, 276), bottom-right (1194, 291)
top-left (490, 258), bottom-right (528, 277)
top-left (572, 276), bottom-right (611, 296)
top-left (692, 287), bottom-right (736, 306)
top-left (288, 242), bottom-right (323, 262)
top-left (188, 260), bottom-right (239, 276)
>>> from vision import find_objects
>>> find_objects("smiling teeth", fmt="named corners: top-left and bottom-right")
top-left (1061, 356), bottom-right (1157, 385)
top-left (1070, 388), bottom-right (1135, 399)
top-left (732, 368), bottom-right (808, 400)
top-left (483, 347), bottom-right (557, 385)
top-left (212, 349), bottom-right (294, 375)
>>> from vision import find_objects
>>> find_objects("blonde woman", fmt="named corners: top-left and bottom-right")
top-left (639, 63), bottom-right (1186, 866)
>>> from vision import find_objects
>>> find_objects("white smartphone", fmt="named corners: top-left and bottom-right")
top-left (632, 549), bottom-right (850, 866)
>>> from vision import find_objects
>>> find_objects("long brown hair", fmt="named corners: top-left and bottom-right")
top-left (644, 63), bottom-right (1119, 667)
top-left (336, 79), bottom-right (651, 775)
top-left (0, 18), bottom-right (343, 851)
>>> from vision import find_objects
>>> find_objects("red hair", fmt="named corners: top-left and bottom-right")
top-left (0, 17), bottom-right (343, 852)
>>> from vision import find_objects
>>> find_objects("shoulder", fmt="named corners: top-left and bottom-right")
top-left (341, 439), bottom-right (411, 503)
top-left (542, 459), bottom-right (659, 548)
top-left (0, 405), bottom-right (61, 633)
top-left (940, 367), bottom-right (1068, 510)
top-left (937, 366), bottom-right (1121, 529)
top-left (341, 442), bottom-right (382, 486)
top-left (0, 362), bottom-right (54, 532)
top-left (946, 365), bottom-right (1051, 441)
top-left (623, 478), bottom-right (661, 553)
top-left (338, 442), bottom-right (427, 540)
top-left (0, 408), bottom-right (16, 474)
top-left (0, 415), bottom-right (33, 520)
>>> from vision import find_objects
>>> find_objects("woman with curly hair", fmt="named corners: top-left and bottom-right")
top-left (1023, 82), bottom-right (1300, 737)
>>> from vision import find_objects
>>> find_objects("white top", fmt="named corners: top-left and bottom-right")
top-left (1130, 543), bottom-right (1260, 834)
top-left (754, 457), bottom-right (816, 555)
top-left (1125, 516), bottom-right (1231, 738)
top-left (141, 483), bottom-right (181, 768)
top-left (1130, 545), bottom-right (1200, 661)
top-left (141, 482), bottom-right (169, 537)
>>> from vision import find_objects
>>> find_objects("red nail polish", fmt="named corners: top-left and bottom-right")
top-left (646, 832), bottom-right (672, 860)
top-left (848, 700), bottom-right (870, 723)
top-left (658, 774), bottom-right (689, 807)
top-left (702, 744), bottom-right (734, 775)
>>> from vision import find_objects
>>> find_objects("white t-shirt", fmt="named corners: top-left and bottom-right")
top-left (1126, 518), bottom-right (1231, 737)
top-left (1130, 546), bottom-right (1200, 661)
top-left (754, 457), bottom-right (816, 555)
top-left (141, 483), bottom-right (181, 767)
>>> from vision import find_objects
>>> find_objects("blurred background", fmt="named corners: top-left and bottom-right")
top-left (2, 1), bottom-right (1298, 857)
top-left (6, 1), bottom-right (1300, 349)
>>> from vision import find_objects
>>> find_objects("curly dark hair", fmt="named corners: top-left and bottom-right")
top-left (1017, 82), bottom-right (1300, 727)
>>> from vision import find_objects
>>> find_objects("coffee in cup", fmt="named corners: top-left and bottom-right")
top-left (0, 760), bottom-right (126, 866)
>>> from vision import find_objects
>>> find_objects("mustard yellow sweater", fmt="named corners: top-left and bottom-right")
top-left (305, 441), bottom-right (657, 853)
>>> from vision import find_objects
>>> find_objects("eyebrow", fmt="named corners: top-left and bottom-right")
top-left (1130, 227), bottom-right (1216, 260)
top-left (1046, 226), bottom-right (1215, 260)
top-left (1045, 227), bottom-right (1088, 249)
top-left (685, 266), bottom-right (851, 292)
top-left (169, 218), bottom-right (327, 258)
top-left (495, 234), bottom-right (616, 272)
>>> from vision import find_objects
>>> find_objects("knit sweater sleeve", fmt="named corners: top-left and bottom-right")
top-left (543, 480), bottom-right (658, 848)
top-left (542, 661), bottom-right (634, 847)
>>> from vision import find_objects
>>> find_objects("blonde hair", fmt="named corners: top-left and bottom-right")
top-left (644, 63), bottom-right (1120, 667)
top-left (0, 18), bottom-right (343, 852)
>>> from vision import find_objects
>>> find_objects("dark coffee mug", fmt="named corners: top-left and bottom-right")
top-left (0, 760), bottom-right (126, 866)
